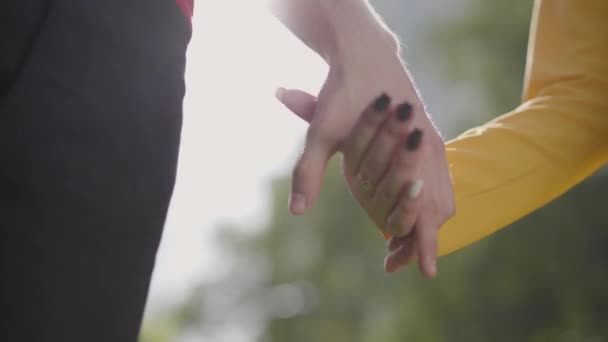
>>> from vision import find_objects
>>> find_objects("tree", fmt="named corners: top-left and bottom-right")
top-left (144, 1), bottom-right (608, 341)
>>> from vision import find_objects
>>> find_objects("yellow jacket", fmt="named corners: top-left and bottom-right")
top-left (438, 0), bottom-right (608, 256)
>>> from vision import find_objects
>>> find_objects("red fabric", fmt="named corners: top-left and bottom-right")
top-left (175, 0), bottom-right (193, 18)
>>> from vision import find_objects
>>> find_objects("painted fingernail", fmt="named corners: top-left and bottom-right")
top-left (275, 87), bottom-right (286, 101)
top-left (405, 128), bottom-right (423, 150)
top-left (407, 179), bottom-right (424, 199)
top-left (396, 102), bottom-right (412, 121)
top-left (373, 93), bottom-right (391, 111)
top-left (426, 259), bottom-right (437, 278)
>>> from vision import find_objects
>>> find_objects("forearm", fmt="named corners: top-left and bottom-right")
top-left (268, 0), bottom-right (399, 63)
top-left (438, 92), bottom-right (608, 256)
top-left (437, 0), bottom-right (608, 256)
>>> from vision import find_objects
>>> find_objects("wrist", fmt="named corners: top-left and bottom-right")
top-left (321, 0), bottom-right (400, 64)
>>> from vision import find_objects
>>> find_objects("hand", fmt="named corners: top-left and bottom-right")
top-left (340, 94), bottom-right (456, 278)
top-left (278, 82), bottom-right (455, 277)
top-left (280, 43), bottom-right (421, 216)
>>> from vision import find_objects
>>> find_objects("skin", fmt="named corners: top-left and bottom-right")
top-left (277, 89), bottom-right (455, 277)
top-left (270, 0), bottom-right (455, 277)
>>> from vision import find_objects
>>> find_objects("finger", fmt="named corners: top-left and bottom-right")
top-left (387, 234), bottom-right (409, 252)
top-left (384, 237), bottom-right (416, 273)
top-left (341, 93), bottom-right (392, 173)
top-left (350, 171), bottom-right (379, 201)
top-left (275, 87), bottom-right (317, 123)
top-left (374, 129), bottom-right (424, 236)
top-left (289, 128), bottom-right (334, 215)
top-left (415, 218), bottom-right (439, 278)
top-left (383, 179), bottom-right (423, 237)
top-left (357, 102), bottom-right (415, 187)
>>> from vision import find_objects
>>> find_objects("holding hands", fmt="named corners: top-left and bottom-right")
top-left (270, 0), bottom-right (455, 278)
top-left (277, 83), bottom-right (455, 278)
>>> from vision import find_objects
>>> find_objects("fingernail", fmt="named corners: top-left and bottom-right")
top-left (407, 179), bottom-right (424, 199)
top-left (373, 93), bottom-right (391, 111)
top-left (383, 256), bottom-right (392, 273)
top-left (405, 128), bottom-right (423, 150)
top-left (275, 87), bottom-right (286, 101)
top-left (384, 248), bottom-right (400, 273)
top-left (289, 192), bottom-right (306, 215)
top-left (396, 102), bottom-right (412, 121)
top-left (427, 260), bottom-right (437, 277)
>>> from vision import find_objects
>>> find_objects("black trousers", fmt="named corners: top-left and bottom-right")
top-left (0, 0), bottom-right (190, 340)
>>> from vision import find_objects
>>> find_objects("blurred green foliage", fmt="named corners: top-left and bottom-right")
top-left (429, 0), bottom-right (534, 114)
top-left (143, 1), bottom-right (608, 341)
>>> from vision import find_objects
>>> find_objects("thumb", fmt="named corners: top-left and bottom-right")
top-left (275, 87), bottom-right (317, 123)
top-left (289, 125), bottom-right (335, 215)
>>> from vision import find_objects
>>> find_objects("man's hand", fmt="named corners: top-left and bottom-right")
top-left (270, 0), bottom-right (455, 277)
top-left (268, 0), bottom-right (406, 214)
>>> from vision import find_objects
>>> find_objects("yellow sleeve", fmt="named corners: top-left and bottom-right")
top-left (438, 0), bottom-right (608, 256)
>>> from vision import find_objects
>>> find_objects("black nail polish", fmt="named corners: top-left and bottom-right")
top-left (396, 102), bottom-right (412, 121)
top-left (373, 93), bottom-right (391, 111)
top-left (405, 128), bottom-right (423, 150)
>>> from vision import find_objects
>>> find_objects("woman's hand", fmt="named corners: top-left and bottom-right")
top-left (278, 84), bottom-right (455, 278)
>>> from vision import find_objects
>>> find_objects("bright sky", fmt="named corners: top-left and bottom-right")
top-left (145, 1), bottom-right (327, 313)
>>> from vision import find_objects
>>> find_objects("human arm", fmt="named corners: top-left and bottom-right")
top-left (277, 0), bottom-right (608, 273)
top-left (271, 0), bottom-right (455, 278)
top-left (268, 0), bottom-right (399, 64)
top-left (386, 0), bottom-right (608, 269)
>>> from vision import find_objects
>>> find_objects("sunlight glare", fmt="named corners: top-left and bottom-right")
top-left (146, 0), bottom-right (327, 314)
